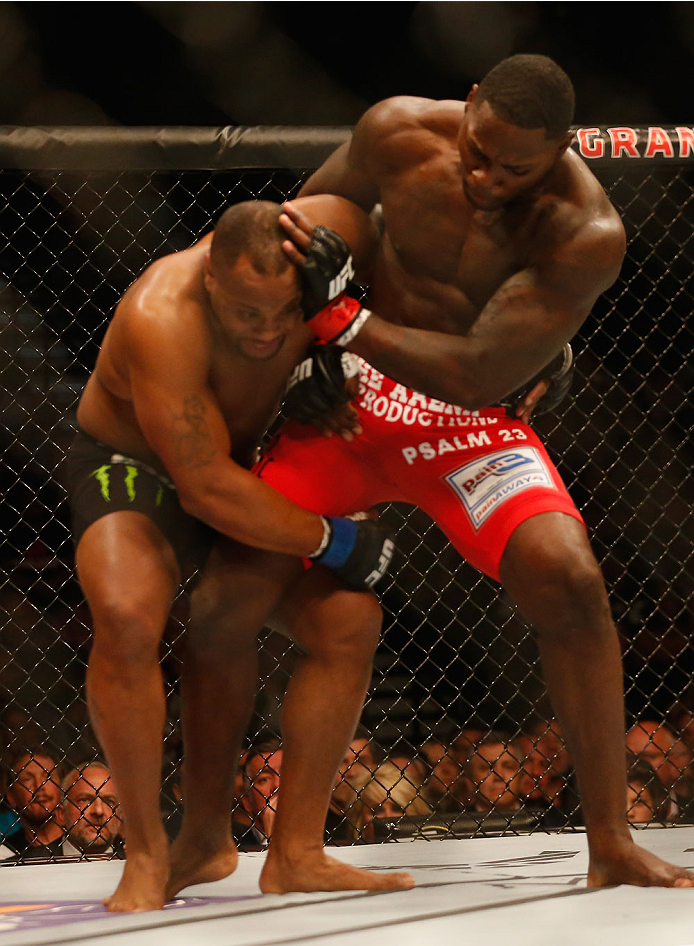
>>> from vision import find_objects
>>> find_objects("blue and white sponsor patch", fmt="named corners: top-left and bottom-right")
top-left (444, 447), bottom-right (554, 530)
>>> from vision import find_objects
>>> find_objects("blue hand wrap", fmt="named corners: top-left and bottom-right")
top-left (318, 516), bottom-right (359, 568)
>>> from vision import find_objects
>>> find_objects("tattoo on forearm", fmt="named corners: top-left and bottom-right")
top-left (172, 395), bottom-right (216, 468)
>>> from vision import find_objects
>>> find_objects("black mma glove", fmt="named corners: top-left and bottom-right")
top-left (298, 226), bottom-right (372, 345)
top-left (503, 343), bottom-right (574, 416)
top-left (283, 345), bottom-right (360, 425)
top-left (308, 514), bottom-right (395, 590)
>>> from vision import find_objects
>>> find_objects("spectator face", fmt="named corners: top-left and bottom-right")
top-left (359, 763), bottom-right (422, 839)
top-left (669, 740), bottom-right (693, 789)
top-left (373, 798), bottom-right (404, 820)
top-left (516, 735), bottom-right (541, 801)
top-left (422, 742), bottom-right (461, 797)
top-left (7, 753), bottom-right (62, 826)
top-left (342, 739), bottom-right (375, 778)
top-left (360, 795), bottom-right (406, 842)
top-left (63, 766), bottom-right (122, 854)
top-left (627, 783), bottom-right (655, 824)
top-left (450, 729), bottom-right (486, 765)
top-left (517, 732), bottom-right (568, 805)
top-left (245, 750), bottom-right (282, 820)
top-left (626, 723), bottom-right (680, 787)
top-left (389, 756), bottom-right (427, 785)
top-left (531, 722), bottom-right (570, 773)
top-left (471, 743), bottom-right (521, 811)
top-left (334, 739), bottom-right (375, 807)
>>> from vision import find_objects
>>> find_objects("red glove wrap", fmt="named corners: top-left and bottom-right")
top-left (307, 295), bottom-right (371, 345)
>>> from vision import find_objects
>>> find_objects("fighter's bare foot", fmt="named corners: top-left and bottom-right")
top-left (104, 852), bottom-right (170, 913)
top-left (260, 848), bottom-right (415, 894)
top-left (165, 835), bottom-right (239, 900)
top-left (588, 839), bottom-right (694, 888)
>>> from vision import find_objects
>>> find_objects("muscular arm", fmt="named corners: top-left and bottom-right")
top-left (300, 141), bottom-right (378, 211)
top-left (284, 198), bottom-right (625, 408)
top-left (298, 99), bottom-right (415, 210)
top-left (295, 193), bottom-right (378, 283)
top-left (347, 223), bottom-right (625, 408)
top-left (125, 306), bottom-right (325, 555)
top-left (297, 99), bottom-right (625, 408)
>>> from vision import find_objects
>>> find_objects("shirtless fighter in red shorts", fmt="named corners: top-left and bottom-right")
top-left (266, 54), bottom-right (693, 888)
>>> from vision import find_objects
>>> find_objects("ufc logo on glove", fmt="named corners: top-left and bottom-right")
top-left (328, 257), bottom-right (355, 300)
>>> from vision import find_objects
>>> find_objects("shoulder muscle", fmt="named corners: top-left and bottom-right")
top-left (300, 96), bottom-right (448, 208)
top-left (537, 213), bottom-right (626, 307)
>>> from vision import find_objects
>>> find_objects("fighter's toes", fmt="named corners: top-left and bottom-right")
top-left (103, 851), bottom-right (170, 912)
top-left (589, 843), bottom-right (694, 889)
top-left (368, 870), bottom-right (416, 891)
top-left (260, 851), bottom-right (415, 894)
top-left (104, 889), bottom-right (165, 913)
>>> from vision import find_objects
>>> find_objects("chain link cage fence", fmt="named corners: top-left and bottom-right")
top-left (0, 126), bottom-right (692, 857)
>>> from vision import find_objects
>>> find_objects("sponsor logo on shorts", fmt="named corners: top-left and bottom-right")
top-left (123, 465), bottom-right (139, 502)
top-left (444, 447), bottom-right (554, 529)
top-left (91, 464), bottom-right (112, 502)
top-left (90, 463), bottom-right (154, 505)
top-left (356, 362), bottom-right (499, 431)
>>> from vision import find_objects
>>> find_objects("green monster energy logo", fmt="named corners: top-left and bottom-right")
top-left (91, 465), bottom-right (112, 502)
top-left (123, 465), bottom-right (139, 502)
top-left (91, 464), bottom-right (142, 503)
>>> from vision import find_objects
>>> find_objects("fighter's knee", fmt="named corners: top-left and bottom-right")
top-left (304, 592), bottom-right (383, 661)
top-left (188, 585), bottom-right (261, 658)
top-left (189, 554), bottom-right (292, 644)
top-left (528, 551), bottom-right (610, 635)
top-left (538, 542), bottom-right (600, 589)
top-left (90, 598), bottom-right (163, 665)
top-left (189, 581), bottom-right (228, 629)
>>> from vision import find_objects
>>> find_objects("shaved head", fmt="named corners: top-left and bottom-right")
top-left (210, 201), bottom-right (290, 279)
top-left (476, 54), bottom-right (575, 140)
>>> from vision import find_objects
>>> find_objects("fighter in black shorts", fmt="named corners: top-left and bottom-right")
top-left (67, 432), bottom-right (213, 573)
top-left (68, 195), bottom-right (410, 912)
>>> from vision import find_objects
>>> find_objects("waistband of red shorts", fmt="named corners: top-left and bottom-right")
top-left (356, 359), bottom-right (510, 421)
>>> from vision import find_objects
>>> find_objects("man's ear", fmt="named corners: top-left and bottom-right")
top-left (466, 84), bottom-right (479, 105)
top-left (557, 131), bottom-right (574, 158)
top-left (203, 252), bottom-right (214, 293)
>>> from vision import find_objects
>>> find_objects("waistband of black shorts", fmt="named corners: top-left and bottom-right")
top-left (72, 427), bottom-right (176, 490)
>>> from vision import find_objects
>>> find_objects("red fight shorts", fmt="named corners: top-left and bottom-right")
top-left (256, 360), bottom-right (584, 582)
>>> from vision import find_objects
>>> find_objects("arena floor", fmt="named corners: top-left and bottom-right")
top-left (1, 827), bottom-right (694, 946)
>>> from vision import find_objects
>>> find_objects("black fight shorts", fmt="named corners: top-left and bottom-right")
top-left (66, 431), bottom-right (214, 573)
